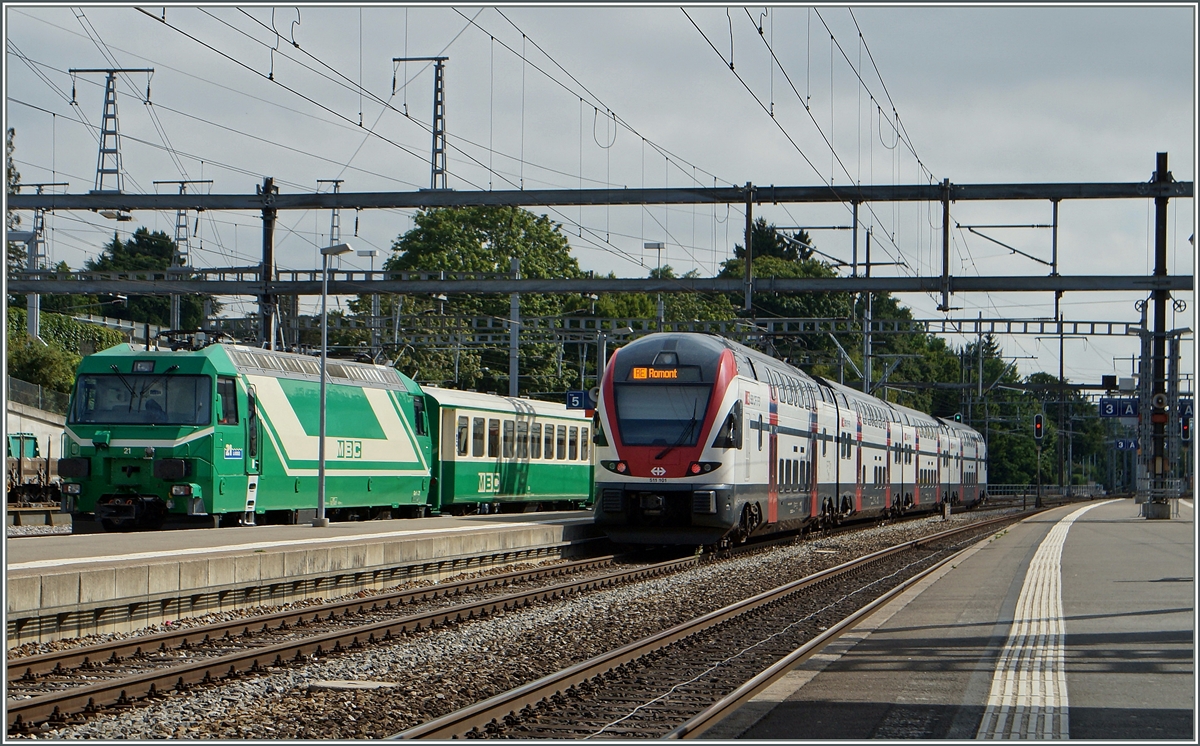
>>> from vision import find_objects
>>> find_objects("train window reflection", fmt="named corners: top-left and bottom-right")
top-left (531, 423), bottom-right (543, 459)
top-left (503, 420), bottom-right (515, 459)
top-left (612, 384), bottom-right (710, 447)
top-left (472, 418), bottom-right (485, 457)
top-left (71, 374), bottom-right (211, 426)
top-left (488, 419), bottom-right (500, 458)
top-left (457, 416), bottom-right (469, 456)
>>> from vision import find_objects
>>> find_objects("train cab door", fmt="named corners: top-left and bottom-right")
top-left (244, 384), bottom-right (261, 522)
top-left (214, 376), bottom-right (250, 519)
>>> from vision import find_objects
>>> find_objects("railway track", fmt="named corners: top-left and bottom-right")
top-left (394, 514), bottom-right (1021, 739)
top-left (5, 553), bottom-right (675, 734)
top-left (6, 507), bottom-right (1029, 737)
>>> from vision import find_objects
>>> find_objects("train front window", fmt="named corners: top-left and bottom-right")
top-left (612, 384), bottom-right (710, 447)
top-left (71, 374), bottom-right (212, 426)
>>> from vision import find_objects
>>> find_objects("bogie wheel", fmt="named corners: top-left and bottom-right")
top-left (100, 518), bottom-right (127, 532)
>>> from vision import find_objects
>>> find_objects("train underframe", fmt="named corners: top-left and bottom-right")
top-left (594, 481), bottom-right (975, 547)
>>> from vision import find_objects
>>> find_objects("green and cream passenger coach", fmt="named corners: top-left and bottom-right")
top-left (57, 338), bottom-right (593, 530)
top-left (423, 387), bottom-right (594, 514)
top-left (59, 341), bottom-right (434, 530)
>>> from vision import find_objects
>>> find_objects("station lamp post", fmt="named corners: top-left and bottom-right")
top-left (645, 242), bottom-right (665, 324)
top-left (315, 242), bottom-right (353, 527)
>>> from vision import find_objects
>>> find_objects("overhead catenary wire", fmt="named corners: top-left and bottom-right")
top-left (738, 9), bottom-right (913, 276)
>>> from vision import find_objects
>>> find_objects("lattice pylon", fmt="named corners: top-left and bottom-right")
top-left (93, 72), bottom-right (123, 193)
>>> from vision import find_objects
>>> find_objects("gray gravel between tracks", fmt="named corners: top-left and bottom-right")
top-left (11, 510), bottom-right (1021, 740)
top-left (6, 524), bottom-right (71, 538)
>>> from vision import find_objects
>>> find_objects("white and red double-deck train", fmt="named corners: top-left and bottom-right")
top-left (592, 333), bottom-right (987, 545)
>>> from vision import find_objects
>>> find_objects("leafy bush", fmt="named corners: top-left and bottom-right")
top-left (6, 333), bottom-right (81, 393)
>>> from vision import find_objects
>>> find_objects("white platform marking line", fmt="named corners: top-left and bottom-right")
top-left (976, 500), bottom-right (1115, 740)
top-left (6, 521), bottom-right (563, 571)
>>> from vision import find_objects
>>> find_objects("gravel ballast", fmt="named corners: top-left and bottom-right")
top-left (12, 510), bottom-right (1022, 739)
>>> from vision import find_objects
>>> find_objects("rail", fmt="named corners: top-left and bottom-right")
top-left (394, 513), bottom-right (1022, 739)
top-left (6, 553), bottom-right (696, 733)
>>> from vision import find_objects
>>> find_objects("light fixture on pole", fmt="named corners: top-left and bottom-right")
top-left (358, 248), bottom-right (381, 353)
top-left (645, 242), bottom-right (665, 324)
top-left (315, 242), bottom-right (353, 527)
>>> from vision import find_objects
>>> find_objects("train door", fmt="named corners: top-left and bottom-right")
top-left (214, 376), bottom-right (248, 520)
top-left (913, 431), bottom-right (921, 506)
top-left (767, 383), bottom-right (778, 524)
top-left (854, 412), bottom-right (863, 513)
top-left (931, 431), bottom-right (940, 508)
top-left (809, 409), bottom-right (819, 519)
top-left (885, 422), bottom-right (893, 510)
top-left (243, 384), bottom-right (260, 523)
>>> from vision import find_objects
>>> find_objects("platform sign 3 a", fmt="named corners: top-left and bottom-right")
top-left (1100, 397), bottom-right (1139, 418)
top-left (1113, 439), bottom-right (1139, 450)
top-left (1180, 398), bottom-right (1194, 420)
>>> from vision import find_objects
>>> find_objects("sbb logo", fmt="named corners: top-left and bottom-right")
top-left (651, 466), bottom-right (666, 476)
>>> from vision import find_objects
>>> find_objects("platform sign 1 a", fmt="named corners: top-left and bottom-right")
top-left (566, 390), bottom-right (588, 410)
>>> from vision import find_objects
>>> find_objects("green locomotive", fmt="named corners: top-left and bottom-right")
top-left (57, 336), bottom-right (593, 530)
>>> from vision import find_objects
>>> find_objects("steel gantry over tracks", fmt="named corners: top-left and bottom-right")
top-left (8, 174), bottom-right (1192, 300)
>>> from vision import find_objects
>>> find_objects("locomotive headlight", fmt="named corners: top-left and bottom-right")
top-left (170, 484), bottom-right (193, 497)
top-left (63, 483), bottom-right (82, 495)
top-left (601, 460), bottom-right (629, 474)
top-left (688, 462), bottom-right (721, 475)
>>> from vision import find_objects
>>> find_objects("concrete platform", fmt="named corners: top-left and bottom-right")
top-left (5, 511), bottom-right (602, 648)
top-left (706, 498), bottom-right (1195, 741)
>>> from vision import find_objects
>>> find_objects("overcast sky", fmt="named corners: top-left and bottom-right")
top-left (4, 4), bottom-right (1196, 388)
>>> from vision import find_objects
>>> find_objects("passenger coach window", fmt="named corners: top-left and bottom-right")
top-left (413, 397), bottom-right (427, 436)
top-left (581, 428), bottom-right (589, 460)
top-left (503, 420), bottom-right (515, 459)
top-left (557, 425), bottom-right (567, 460)
top-left (488, 419), bottom-right (500, 458)
top-left (531, 423), bottom-right (543, 458)
top-left (217, 377), bottom-right (239, 425)
top-left (517, 421), bottom-right (529, 459)
top-left (569, 427), bottom-right (578, 460)
top-left (545, 426), bottom-right (555, 460)
top-left (456, 416), bottom-right (469, 456)
top-left (472, 418), bottom-right (485, 457)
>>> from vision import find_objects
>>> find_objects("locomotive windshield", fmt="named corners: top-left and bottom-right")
top-left (612, 384), bottom-right (711, 447)
top-left (70, 374), bottom-right (213, 426)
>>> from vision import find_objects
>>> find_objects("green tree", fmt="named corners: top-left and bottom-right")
top-left (7, 126), bottom-right (24, 305)
top-left (6, 333), bottom-right (81, 393)
top-left (83, 227), bottom-right (214, 328)
top-left (364, 206), bottom-right (589, 395)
